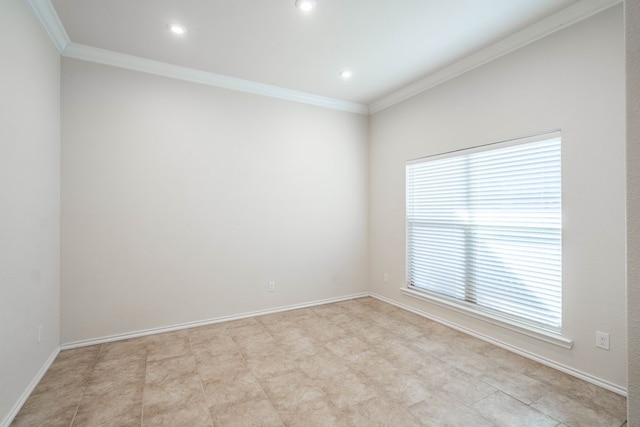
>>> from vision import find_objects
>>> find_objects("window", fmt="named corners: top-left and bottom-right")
top-left (406, 132), bottom-right (562, 334)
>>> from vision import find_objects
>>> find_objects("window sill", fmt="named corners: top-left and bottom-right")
top-left (400, 287), bottom-right (574, 350)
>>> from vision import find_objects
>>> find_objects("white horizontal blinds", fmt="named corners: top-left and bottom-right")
top-left (407, 135), bottom-right (562, 331)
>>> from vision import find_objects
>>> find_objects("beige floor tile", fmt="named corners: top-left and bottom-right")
top-left (47, 345), bottom-right (101, 375)
top-left (86, 353), bottom-right (146, 399)
top-left (380, 340), bottom-right (441, 374)
top-left (474, 391), bottom-right (559, 427)
top-left (261, 370), bottom-right (327, 410)
top-left (527, 365), bottom-right (602, 400)
top-left (143, 331), bottom-right (191, 362)
top-left (410, 334), bottom-right (455, 358)
top-left (11, 394), bottom-right (79, 427)
top-left (425, 366), bottom-right (497, 406)
top-left (277, 397), bottom-right (350, 427)
top-left (202, 370), bottom-right (265, 410)
top-left (408, 392), bottom-right (494, 427)
top-left (224, 318), bottom-right (267, 339)
top-left (245, 352), bottom-right (299, 380)
top-left (349, 350), bottom-right (400, 384)
top-left (267, 325), bottom-right (307, 342)
top-left (531, 390), bottom-right (625, 426)
top-left (378, 371), bottom-right (437, 406)
top-left (350, 323), bottom-right (397, 346)
top-left (481, 367), bottom-right (549, 404)
top-left (146, 353), bottom-right (198, 380)
top-left (257, 323), bottom-right (295, 339)
top-left (84, 363), bottom-right (145, 401)
top-left (589, 387), bottom-right (628, 422)
top-left (430, 322), bottom-right (462, 338)
top-left (324, 336), bottom-right (371, 362)
top-left (142, 405), bottom-right (213, 427)
top-left (296, 349), bottom-right (353, 380)
top-left (343, 396), bottom-right (424, 427)
top-left (72, 388), bottom-right (143, 427)
top-left (193, 349), bottom-right (247, 382)
top-left (311, 303), bottom-right (349, 318)
top-left (223, 317), bottom-right (262, 329)
top-left (282, 335), bottom-right (325, 359)
top-left (30, 357), bottom-right (92, 398)
top-left (187, 323), bottom-right (229, 346)
top-left (82, 375), bottom-right (145, 403)
top-left (488, 347), bottom-right (543, 375)
top-left (280, 307), bottom-right (319, 321)
top-left (13, 297), bottom-right (627, 427)
top-left (99, 337), bottom-right (147, 361)
top-left (256, 311), bottom-right (293, 324)
top-left (317, 369), bottom-right (378, 410)
top-left (233, 331), bottom-right (280, 357)
top-left (442, 347), bottom-right (498, 378)
top-left (144, 380), bottom-right (205, 415)
top-left (302, 320), bottom-right (351, 342)
top-left (191, 335), bottom-right (240, 360)
top-left (143, 355), bottom-right (204, 411)
top-left (210, 398), bottom-right (284, 427)
top-left (376, 318), bottom-right (424, 340)
top-left (528, 365), bottom-right (627, 421)
top-left (326, 312), bottom-right (362, 328)
top-left (405, 313), bottom-right (439, 330)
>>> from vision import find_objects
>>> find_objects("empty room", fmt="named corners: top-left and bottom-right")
top-left (2, 0), bottom-right (639, 425)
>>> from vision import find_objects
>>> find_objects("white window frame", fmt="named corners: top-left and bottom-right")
top-left (404, 131), bottom-right (572, 349)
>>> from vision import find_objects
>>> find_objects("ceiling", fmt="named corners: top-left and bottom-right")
top-left (42, 0), bottom-right (615, 112)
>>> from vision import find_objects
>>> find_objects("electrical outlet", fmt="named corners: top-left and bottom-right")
top-left (383, 273), bottom-right (389, 283)
top-left (596, 331), bottom-right (610, 350)
top-left (268, 281), bottom-right (276, 292)
top-left (38, 325), bottom-right (43, 344)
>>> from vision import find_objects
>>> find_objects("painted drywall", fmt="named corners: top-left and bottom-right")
top-left (0, 0), bottom-right (61, 424)
top-left (369, 5), bottom-right (626, 388)
top-left (626, 0), bottom-right (640, 422)
top-left (60, 59), bottom-right (369, 343)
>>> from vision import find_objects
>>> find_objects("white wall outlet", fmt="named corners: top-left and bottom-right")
top-left (596, 331), bottom-right (610, 350)
top-left (383, 273), bottom-right (389, 283)
top-left (38, 324), bottom-right (43, 344)
top-left (268, 280), bottom-right (276, 292)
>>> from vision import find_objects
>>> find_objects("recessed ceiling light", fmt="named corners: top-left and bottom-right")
top-left (339, 70), bottom-right (353, 79)
top-left (168, 23), bottom-right (186, 35)
top-left (295, 0), bottom-right (317, 12)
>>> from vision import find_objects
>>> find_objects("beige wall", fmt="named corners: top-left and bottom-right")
top-left (626, 0), bottom-right (640, 423)
top-left (369, 6), bottom-right (627, 389)
top-left (0, 0), bottom-right (61, 424)
top-left (60, 59), bottom-right (369, 343)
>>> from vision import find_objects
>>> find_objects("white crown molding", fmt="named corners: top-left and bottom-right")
top-left (27, 0), bottom-right (620, 115)
top-left (27, 0), bottom-right (70, 53)
top-left (369, 0), bottom-right (623, 114)
top-left (61, 43), bottom-right (369, 115)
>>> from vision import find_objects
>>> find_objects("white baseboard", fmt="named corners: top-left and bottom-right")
top-left (10, 289), bottom-right (623, 427)
top-left (1, 346), bottom-right (60, 427)
top-left (370, 292), bottom-right (627, 397)
top-left (61, 292), bottom-right (370, 350)
top-left (4, 293), bottom-right (368, 426)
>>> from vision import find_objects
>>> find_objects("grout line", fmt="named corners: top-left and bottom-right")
top-left (68, 344), bottom-right (103, 427)
top-left (236, 318), bottom-right (286, 424)
top-left (140, 348), bottom-right (148, 427)
top-left (186, 330), bottom-right (216, 427)
top-left (22, 297), bottom-right (626, 426)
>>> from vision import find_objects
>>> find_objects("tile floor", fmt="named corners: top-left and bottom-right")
top-left (12, 297), bottom-right (627, 426)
